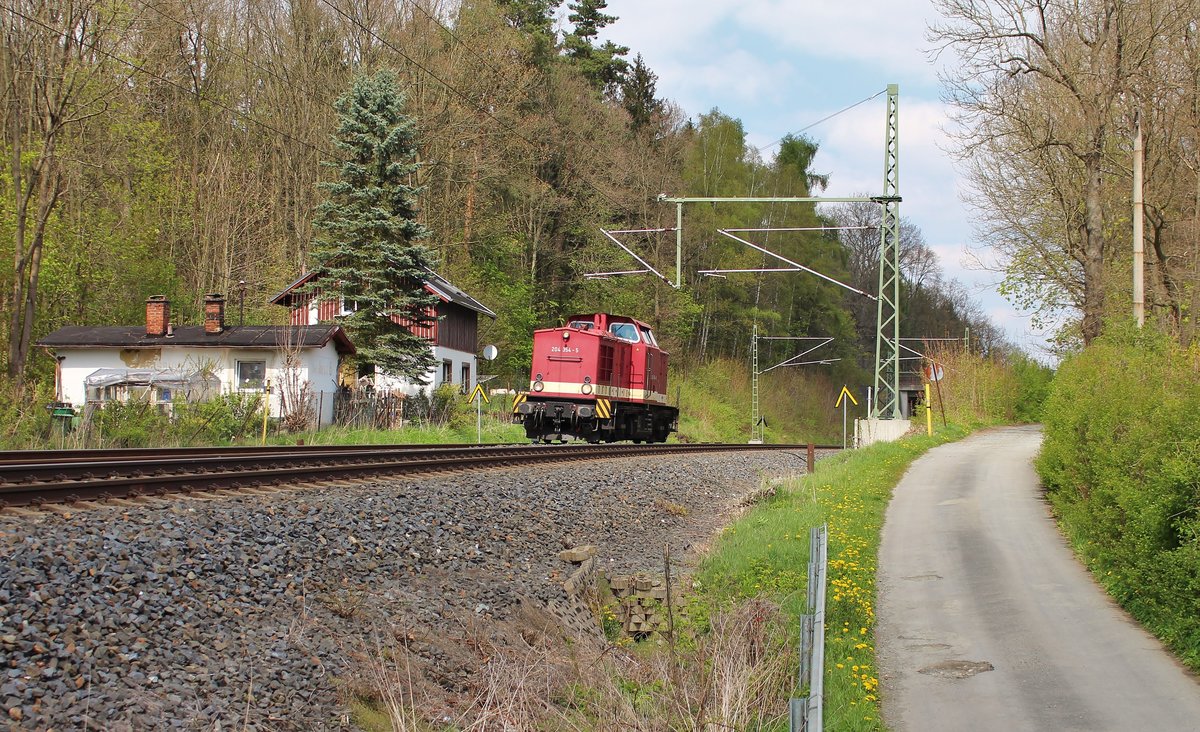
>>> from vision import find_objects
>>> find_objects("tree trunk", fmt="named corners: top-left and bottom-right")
top-left (7, 140), bottom-right (29, 382)
top-left (1081, 156), bottom-right (1106, 343)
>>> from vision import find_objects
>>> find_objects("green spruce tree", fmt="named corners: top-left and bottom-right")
top-left (309, 70), bottom-right (439, 384)
top-left (564, 0), bottom-right (629, 96)
top-left (620, 53), bottom-right (661, 133)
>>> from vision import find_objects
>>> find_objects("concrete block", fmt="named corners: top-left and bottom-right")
top-left (558, 545), bottom-right (597, 563)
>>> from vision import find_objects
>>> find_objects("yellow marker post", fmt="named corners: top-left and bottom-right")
top-left (925, 383), bottom-right (933, 436)
top-left (465, 384), bottom-right (489, 444)
top-left (835, 386), bottom-right (859, 449)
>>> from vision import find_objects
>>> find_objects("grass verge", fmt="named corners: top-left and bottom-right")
top-left (692, 423), bottom-right (971, 730)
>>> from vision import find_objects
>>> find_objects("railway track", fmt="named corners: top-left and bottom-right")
top-left (0, 442), bottom-right (833, 509)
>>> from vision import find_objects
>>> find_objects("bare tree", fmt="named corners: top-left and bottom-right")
top-left (930, 0), bottom-right (1181, 342)
top-left (2, 0), bottom-right (133, 386)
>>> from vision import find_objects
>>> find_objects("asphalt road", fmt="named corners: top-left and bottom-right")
top-left (876, 425), bottom-right (1200, 731)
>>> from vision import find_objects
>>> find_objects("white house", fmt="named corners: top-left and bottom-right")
top-left (38, 295), bottom-right (356, 428)
top-left (269, 269), bottom-right (496, 396)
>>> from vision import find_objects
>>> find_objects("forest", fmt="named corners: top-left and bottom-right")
top-left (1, 0), bottom-right (1002, 405)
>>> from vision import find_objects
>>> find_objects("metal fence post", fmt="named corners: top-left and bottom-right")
top-left (791, 523), bottom-right (828, 732)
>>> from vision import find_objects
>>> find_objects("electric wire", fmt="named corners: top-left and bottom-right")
top-left (753, 88), bottom-right (887, 156)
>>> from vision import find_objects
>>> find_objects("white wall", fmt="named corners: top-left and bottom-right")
top-left (374, 345), bottom-right (477, 397)
top-left (854, 418), bottom-right (913, 448)
top-left (57, 344), bottom-right (343, 427)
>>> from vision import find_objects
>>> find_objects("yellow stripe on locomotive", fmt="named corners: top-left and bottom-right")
top-left (595, 398), bottom-right (611, 419)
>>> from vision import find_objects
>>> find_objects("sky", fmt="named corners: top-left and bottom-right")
top-left (594, 0), bottom-right (1054, 356)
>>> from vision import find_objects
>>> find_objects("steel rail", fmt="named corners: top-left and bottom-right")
top-left (0, 443), bottom-right (503, 466)
top-left (0, 443), bottom-right (835, 508)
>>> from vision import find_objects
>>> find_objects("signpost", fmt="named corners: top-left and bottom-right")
top-left (923, 360), bottom-right (948, 427)
top-left (466, 383), bottom-right (489, 444)
top-left (470, 345), bottom-right (499, 444)
top-left (835, 385), bottom-right (858, 449)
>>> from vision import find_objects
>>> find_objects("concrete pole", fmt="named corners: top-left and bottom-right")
top-left (1134, 112), bottom-right (1145, 328)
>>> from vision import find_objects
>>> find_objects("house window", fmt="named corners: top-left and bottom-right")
top-left (461, 362), bottom-right (471, 393)
top-left (237, 360), bottom-right (267, 390)
top-left (442, 359), bottom-right (453, 385)
top-left (340, 298), bottom-right (360, 316)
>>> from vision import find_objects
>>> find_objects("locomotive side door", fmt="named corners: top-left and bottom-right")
top-left (629, 345), bottom-right (645, 392)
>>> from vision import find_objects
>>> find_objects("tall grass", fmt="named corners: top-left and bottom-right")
top-left (923, 344), bottom-right (1049, 426)
top-left (674, 357), bottom-right (849, 444)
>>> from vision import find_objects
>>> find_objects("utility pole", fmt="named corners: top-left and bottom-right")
top-left (1133, 111), bottom-right (1145, 328)
top-left (872, 84), bottom-right (902, 419)
top-left (750, 323), bottom-right (762, 444)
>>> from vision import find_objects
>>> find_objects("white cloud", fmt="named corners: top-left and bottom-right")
top-left (735, 0), bottom-right (940, 80)
top-left (602, 0), bottom-right (940, 81)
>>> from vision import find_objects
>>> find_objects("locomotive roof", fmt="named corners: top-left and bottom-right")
top-left (564, 313), bottom-right (653, 329)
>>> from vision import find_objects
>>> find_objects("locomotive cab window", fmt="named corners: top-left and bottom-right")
top-left (640, 327), bottom-right (657, 346)
top-left (568, 320), bottom-right (594, 330)
top-left (608, 322), bottom-right (639, 342)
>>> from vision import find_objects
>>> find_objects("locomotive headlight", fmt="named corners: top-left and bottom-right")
top-left (581, 383), bottom-right (593, 395)
top-left (533, 381), bottom-right (545, 392)
top-left (562, 331), bottom-right (570, 341)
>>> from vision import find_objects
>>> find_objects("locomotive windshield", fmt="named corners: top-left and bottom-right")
top-left (608, 322), bottom-right (640, 342)
top-left (640, 326), bottom-right (657, 346)
top-left (568, 320), bottom-right (595, 330)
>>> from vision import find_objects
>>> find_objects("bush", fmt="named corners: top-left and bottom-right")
top-left (83, 392), bottom-right (265, 447)
top-left (404, 384), bottom-right (469, 427)
top-left (173, 392), bottom-right (265, 443)
top-left (1037, 326), bottom-right (1200, 670)
top-left (1011, 353), bottom-right (1054, 422)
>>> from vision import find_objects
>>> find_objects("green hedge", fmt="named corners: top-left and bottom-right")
top-left (1037, 327), bottom-right (1200, 670)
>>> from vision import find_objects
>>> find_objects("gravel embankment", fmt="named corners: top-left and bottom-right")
top-left (0, 450), bottom-right (810, 730)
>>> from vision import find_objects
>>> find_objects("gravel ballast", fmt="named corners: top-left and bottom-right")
top-left (0, 450), bottom-right (811, 730)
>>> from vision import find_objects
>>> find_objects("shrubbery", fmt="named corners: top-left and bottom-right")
top-left (83, 392), bottom-right (266, 447)
top-left (1037, 326), bottom-right (1200, 670)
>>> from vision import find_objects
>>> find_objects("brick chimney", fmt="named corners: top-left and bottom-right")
top-left (146, 296), bottom-right (169, 337)
top-left (204, 294), bottom-right (225, 334)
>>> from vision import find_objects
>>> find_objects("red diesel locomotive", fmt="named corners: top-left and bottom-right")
top-left (513, 313), bottom-right (679, 443)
